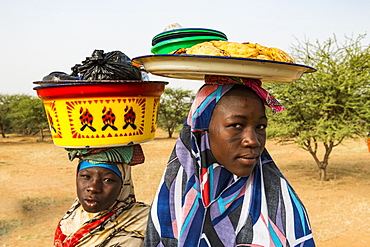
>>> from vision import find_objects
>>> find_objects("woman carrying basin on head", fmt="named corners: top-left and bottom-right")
top-left (144, 75), bottom-right (315, 247)
top-left (54, 145), bottom-right (150, 247)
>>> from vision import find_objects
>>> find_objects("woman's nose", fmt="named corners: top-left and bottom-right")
top-left (241, 128), bottom-right (260, 148)
top-left (87, 179), bottom-right (102, 193)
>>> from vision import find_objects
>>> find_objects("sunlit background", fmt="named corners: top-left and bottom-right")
top-left (0, 0), bottom-right (368, 95)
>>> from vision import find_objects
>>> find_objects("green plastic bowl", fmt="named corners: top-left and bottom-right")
top-left (152, 28), bottom-right (227, 46)
top-left (152, 28), bottom-right (226, 38)
top-left (151, 35), bottom-right (228, 54)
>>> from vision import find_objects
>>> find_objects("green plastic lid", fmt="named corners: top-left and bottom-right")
top-left (152, 28), bottom-right (227, 41)
top-left (151, 35), bottom-right (227, 54)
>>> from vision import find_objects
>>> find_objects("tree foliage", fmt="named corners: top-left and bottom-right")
top-left (0, 94), bottom-right (16, 137)
top-left (0, 94), bottom-right (48, 137)
top-left (265, 34), bottom-right (370, 181)
top-left (157, 88), bottom-right (194, 138)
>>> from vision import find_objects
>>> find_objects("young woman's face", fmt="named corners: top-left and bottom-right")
top-left (76, 167), bottom-right (122, 213)
top-left (208, 87), bottom-right (267, 177)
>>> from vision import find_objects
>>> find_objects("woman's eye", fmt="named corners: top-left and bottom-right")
top-left (257, 124), bottom-right (267, 130)
top-left (103, 178), bottom-right (115, 183)
top-left (79, 174), bottom-right (90, 179)
top-left (229, 123), bottom-right (243, 129)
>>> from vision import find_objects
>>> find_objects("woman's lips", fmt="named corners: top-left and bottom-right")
top-left (85, 199), bottom-right (98, 208)
top-left (237, 155), bottom-right (258, 165)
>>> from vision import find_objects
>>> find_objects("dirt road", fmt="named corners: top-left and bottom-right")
top-left (0, 133), bottom-right (369, 246)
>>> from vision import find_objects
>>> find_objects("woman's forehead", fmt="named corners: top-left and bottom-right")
top-left (223, 85), bottom-right (256, 98)
top-left (218, 87), bottom-right (264, 107)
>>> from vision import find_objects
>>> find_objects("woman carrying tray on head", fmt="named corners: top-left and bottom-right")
top-left (54, 145), bottom-right (150, 247)
top-left (144, 75), bottom-right (315, 247)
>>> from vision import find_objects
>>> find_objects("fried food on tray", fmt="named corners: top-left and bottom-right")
top-left (170, 40), bottom-right (295, 63)
top-left (187, 42), bottom-right (230, 57)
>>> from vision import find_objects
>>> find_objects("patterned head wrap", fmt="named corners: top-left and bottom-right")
top-left (144, 82), bottom-right (315, 247)
top-left (205, 75), bottom-right (285, 113)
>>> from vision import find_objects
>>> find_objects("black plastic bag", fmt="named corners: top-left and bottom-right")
top-left (71, 50), bottom-right (142, 80)
top-left (42, 71), bottom-right (79, 81)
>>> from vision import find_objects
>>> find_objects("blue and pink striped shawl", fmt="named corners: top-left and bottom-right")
top-left (144, 83), bottom-right (315, 247)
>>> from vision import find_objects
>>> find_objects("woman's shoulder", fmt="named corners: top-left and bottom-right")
top-left (102, 202), bottom-right (150, 246)
top-left (116, 202), bottom-right (150, 226)
top-left (123, 201), bottom-right (150, 217)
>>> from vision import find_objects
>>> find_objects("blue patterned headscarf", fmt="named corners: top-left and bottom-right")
top-left (144, 83), bottom-right (315, 247)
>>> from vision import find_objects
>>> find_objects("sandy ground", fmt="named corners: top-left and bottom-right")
top-left (0, 131), bottom-right (369, 246)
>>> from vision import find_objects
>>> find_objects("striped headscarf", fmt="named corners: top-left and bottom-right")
top-left (204, 75), bottom-right (285, 113)
top-left (144, 81), bottom-right (315, 247)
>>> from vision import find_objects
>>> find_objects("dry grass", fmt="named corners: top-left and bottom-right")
top-left (0, 130), bottom-right (369, 246)
top-left (265, 139), bottom-right (370, 246)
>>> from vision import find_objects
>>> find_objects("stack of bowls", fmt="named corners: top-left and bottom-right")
top-left (151, 28), bottom-right (228, 54)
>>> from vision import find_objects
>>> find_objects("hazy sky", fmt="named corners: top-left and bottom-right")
top-left (0, 0), bottom-right (368, 96)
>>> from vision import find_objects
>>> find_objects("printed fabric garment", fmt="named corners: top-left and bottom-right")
top-left (54, 200), bottom-right (149, 247)
top-left (144, 83), bottom-right (315, 247)
top-left (65, 144), bottom-right (145, 166)
top-left (54, 145), bottom-right (150, 247)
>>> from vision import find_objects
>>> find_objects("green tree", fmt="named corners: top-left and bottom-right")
top-left (0, 95), bottom-right (10, 137)
top-left (0, 94), bottom-right (25, 137)
top-left (8, 95), bottom-right (48, 136)
top-left (265, 34), bottom-right (370, 181)
top-left (158, 88), bottom-right (194, 138)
